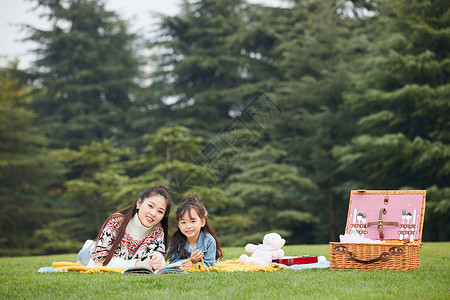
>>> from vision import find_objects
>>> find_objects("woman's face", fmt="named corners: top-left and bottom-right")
top-left (136, 194), bottom-right (167, 228)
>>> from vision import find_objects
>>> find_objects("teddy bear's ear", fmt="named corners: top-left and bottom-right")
top-left (280, 238), bottom-right (286, 248)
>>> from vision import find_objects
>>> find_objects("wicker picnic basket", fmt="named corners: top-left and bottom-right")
top-left (329, 190), bottom-right (426, 271)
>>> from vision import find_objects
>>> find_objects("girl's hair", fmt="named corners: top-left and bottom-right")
top-left (168, 195), bottom-right (223, 261)
top-left (95, 185), bottom-right (172, 266)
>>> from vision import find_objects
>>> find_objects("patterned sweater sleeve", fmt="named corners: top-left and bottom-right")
top-left (131, 224), bottom-right (166, 261)
top-left (90, 216), bottom-right (123, 264)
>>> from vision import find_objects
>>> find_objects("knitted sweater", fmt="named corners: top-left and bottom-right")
top-left (87, 213), bottom-right (165, 268)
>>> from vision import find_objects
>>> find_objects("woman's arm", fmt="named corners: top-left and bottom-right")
top-left (132, 224), bottom-right (166, 270)
top-left (90, 216), bottom-right (122, 265)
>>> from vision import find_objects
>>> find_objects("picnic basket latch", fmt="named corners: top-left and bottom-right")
top-left (366, 208), bottom-right (399, 239)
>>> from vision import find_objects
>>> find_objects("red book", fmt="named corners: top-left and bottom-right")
top-left (272, 256), bottom-right (318, 266)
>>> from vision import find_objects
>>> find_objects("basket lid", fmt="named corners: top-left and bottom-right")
top-left (344, 190), bottom-right (426, 242)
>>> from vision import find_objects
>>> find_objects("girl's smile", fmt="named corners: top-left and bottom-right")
top-left (178, 208), bottom-right (206, 246)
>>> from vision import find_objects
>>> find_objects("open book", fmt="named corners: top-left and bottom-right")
top-left (122, 261), bottom-right (187, 275)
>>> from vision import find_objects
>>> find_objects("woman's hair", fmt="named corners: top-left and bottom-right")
top-left (95, 185), bottom-right (172, 266)
top-left (168, 195), bottom-right (223, 261)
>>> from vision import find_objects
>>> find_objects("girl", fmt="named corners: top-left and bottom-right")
top-left (168, 196), bottom-right (223, 268)
top-left (76, 185), bottom-right (172, 270)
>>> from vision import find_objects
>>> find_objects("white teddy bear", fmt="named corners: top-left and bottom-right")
top-left (239, 233), bottom-right (285, 265)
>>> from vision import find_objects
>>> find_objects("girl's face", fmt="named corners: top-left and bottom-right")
top-left (136, 195), bottom-right (167, 228)
top-left (178, 208), bottom-right (206, 245)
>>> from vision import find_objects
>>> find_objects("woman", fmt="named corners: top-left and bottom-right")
top-left (77, 185), bottom-right (172, 270)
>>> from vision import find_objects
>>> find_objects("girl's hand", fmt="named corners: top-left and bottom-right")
top-left (189, 250), bottom-right (204, 263)
top-left (181, 259), bottom-right (194, 269)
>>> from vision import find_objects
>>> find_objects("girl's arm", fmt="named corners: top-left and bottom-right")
top-left (202, 234), bottom-right (217, 267)
top-left (168, 249), bottom-right (184, 265)
top-left (167, 238), bottom-right (185, 265)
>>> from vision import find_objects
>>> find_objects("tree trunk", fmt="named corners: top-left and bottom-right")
top-left (438, 217), bottom-right (447, 241)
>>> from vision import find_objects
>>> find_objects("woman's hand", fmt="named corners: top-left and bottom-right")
top-left (149, 254), bottom-right (165, 270)
top-left (135, 260), bottom-right (151, 268)
top-left (134, 253), bottom-right (165, 270)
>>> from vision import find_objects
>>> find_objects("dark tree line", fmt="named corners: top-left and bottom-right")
top-left (0, 0), bottom-right (448, 255)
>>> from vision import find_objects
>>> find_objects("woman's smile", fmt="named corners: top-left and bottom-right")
top-left (136, 195), bottom-right (167, 228)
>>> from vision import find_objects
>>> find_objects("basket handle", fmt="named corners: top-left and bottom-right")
top-left (346, 251), bottom-right (391, 264)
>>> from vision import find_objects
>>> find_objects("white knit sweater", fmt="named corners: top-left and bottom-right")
top-left (87, 214), bottom-right (165, 268)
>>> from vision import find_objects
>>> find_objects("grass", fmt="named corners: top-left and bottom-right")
top-left (1, 243), bottom-right (449, 299)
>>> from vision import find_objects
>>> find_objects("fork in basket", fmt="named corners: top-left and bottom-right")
top-left (361, 213), bottom-right (366, 238)
top-left (400, 209), bottom-right (406, 240)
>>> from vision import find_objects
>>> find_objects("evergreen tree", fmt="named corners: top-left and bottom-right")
top-left (36, 138), bottom-right (131, 252)
top-left (247, 1), bottom-right (366, 242)
top-left (125, 126), bottom-right (210, 202)
top-left (148, 0), bottom-right (258, 134)
top-left (0, 62), bottom-right (64, 252)
top-left (26, 0), bottom-right (140, 149)
top-left (225, 145), bottom-right (316, 245)
top-left (334, 0), bottom-right (450, 241)
top-left (125, 125), bottom-right (240, 236)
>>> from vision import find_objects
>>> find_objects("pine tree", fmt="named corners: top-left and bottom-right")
top-left (26, 0), bottom-right (140, 149)
top-left (0, 62), bottom-right (64, 252)
top-left (334, 0), bottom-right (450, 241)
top-left (224, 145), bottom-right (316, 245)
top-left (148, 0), bottom-right (258, 134)
top-left (124, 125), bottom-right (240, 238)
top-left (36, 138), bottom-right (131, 252)
top-left (245, 1), bottom-right (366, 242)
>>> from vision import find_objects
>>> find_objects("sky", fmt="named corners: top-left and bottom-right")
top-left (0, 0), bottom-right (290, 69)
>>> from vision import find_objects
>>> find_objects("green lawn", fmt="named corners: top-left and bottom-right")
top-left (1, 243), bottom-right (449, 299)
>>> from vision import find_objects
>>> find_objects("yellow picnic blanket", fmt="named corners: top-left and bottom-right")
top-left (51, 259), bottom-right (285, 273)
top-left (185, 258), bottom-right (285, 272)
top-left (52, 261), bottom-right (126, 273)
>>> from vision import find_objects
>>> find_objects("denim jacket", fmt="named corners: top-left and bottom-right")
top-left (169, 231), bottom-right (217, 267)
